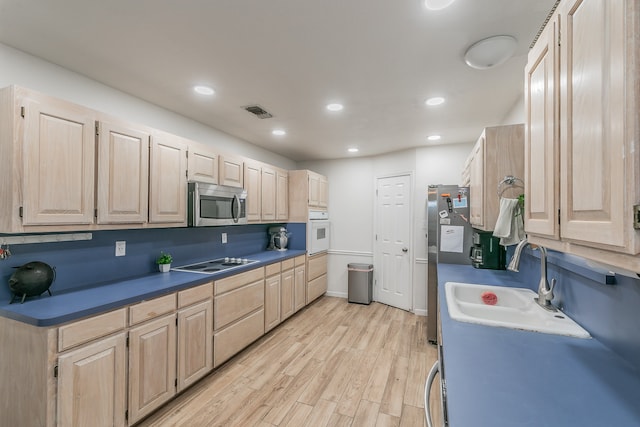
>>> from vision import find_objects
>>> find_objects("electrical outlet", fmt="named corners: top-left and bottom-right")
top-left (221, 233), bottom-right (227, 244)
top-left (115, 241), bottom-right (126, 257)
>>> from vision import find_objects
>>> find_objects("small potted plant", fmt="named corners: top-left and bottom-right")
top-left (156, 251), bottom-right (173, 273)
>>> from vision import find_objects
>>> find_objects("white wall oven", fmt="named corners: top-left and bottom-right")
top-left (308, 210), bottom-right (330, 255)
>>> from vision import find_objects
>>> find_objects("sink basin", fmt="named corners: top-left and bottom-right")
top-left (445, 282), bottom-right (590, 338)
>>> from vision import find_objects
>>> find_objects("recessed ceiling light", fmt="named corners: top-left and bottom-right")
top-left (326, 103), bottom-right (344, 112)
top-left (348, 147), bottom-right (359, 153)
top-left (272, 129), bottom-right (286, 136)
top-left (424, 0), bottom-right (456, 11)
top-left (193, 85), bottom-right (215, 95)
top-left (425, 97), bottom-right (445, 106)
top-left (427, 135), bottom-right (441, 141)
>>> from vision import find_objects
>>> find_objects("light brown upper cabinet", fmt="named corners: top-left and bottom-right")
top-left (96, 117), bottom-right (150, 224)
top-left (525, 0), bottom-right (640, 271)
top-left (467, 124), bottom-right (524, 232)
top-left (219, 153), bottom-right (244, 188)
top-left (187, 141), bottom-right (218, 185)
top-left (261, 165), bottom-right (277, 222)
top-left (0, 86), bottom-right (97, 232)
top-left (288, 170), bottom-right (329, 222)
top-left (276, 169), bottom-right (289, 221)
top-left (244, 160), bottom-right (286, 223)
top-left (149, 131), bottom-right (188, 224)
top-left (244, 160), bottom-right (262, 222)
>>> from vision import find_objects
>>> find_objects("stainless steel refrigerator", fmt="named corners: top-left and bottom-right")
top-left (426, 185), bottom-right (472, 344)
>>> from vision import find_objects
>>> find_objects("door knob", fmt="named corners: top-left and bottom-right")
top-left (402, 247), bottom-right (408, 252)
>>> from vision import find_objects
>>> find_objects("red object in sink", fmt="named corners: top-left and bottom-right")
top-left (481, 291), bottom-right (498, 305)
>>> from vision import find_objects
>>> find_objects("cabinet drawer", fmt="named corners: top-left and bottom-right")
top-left (129, 293), bottom-right (176, 326)
top-left (307, 253), bottom-right (327, 281)
top-left (281, 258), bottom-right (295, 271)
top-left (214, 280), bottom-right (264, 330)
top-left (58, 308), bottom-right (127, 352)
top-left (213, 308), bottom-right (264, 367)
top-left (178, 282), bottom-right (213, 308)
top-left (214, 267), bottom-right (264, 295)
top-left (294, 255), bottom-right (306, 267)
top-left (265, 262), bottom-right (281, 277)
top-left (307, 274), bottom-right (327, 304)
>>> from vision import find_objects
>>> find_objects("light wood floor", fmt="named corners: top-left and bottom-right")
top-left (138, 296), bottom-right (440, 427)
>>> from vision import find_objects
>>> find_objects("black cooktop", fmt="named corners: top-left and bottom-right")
top-left (171, 257), bottom-right (258, 275)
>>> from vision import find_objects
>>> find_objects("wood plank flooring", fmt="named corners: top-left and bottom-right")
top-left (138, 296), bottom-right (440, 427)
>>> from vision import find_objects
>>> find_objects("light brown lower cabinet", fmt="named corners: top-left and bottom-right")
top-left (294, 255), bottom-right (307, 312)
top-left (177, 299), bottom-right (213, 392)
top-left (57, 332), bottom-right (128, 427)
top-left (128, 314), bottom-right (177, 425)
top-left (307, 252), bottom-right (328, 304)
top-left (280, 265), bottom-right (295, 321)
top-left (213, 267), bottom-right (266, 368)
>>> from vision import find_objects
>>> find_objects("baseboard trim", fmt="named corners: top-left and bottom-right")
top-left (413, 308), bottom-right (427, 317)
top-left (326, 291), bottom-right (348, 299)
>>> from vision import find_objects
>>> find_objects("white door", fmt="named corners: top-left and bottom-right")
top-left (375, 174), bottom-right (412, 311)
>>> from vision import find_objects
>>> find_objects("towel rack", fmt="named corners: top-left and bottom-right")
top-left (497, 175), bottom-right (524, 197)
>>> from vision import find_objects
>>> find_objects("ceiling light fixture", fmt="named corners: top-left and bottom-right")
top-left (427, 135), bottom-right (441, 141)
top-left (193, 85), bottom-right (215, 95)
top-left (464, 35), bottom-right (518, 70)
top-left (272, 129), bottom-right (286, 136)
top-left (348, 147), bottom-right (359, 153)
top-left (326, 103), bottom-right (344, 112)
top-left (424, 0), bottom-right (456, 11)
top-left (425, 97), bottom-right (445, 106)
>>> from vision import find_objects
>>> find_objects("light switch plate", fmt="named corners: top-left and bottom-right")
top-left (221, 233), bottom-right (227, 244)
top-left (115, 241), bottom-right (126, 257)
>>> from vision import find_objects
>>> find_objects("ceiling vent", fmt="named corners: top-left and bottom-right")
top-left (243, 105), bottom-right (273, 119)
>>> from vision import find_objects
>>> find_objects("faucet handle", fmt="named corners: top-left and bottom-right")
top-left (549, 278), bottom-right (556, 293)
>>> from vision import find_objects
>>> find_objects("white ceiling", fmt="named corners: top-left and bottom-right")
top-left (0, 0), bottom-right (556, 161)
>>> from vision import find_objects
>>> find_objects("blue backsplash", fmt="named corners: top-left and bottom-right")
top-left (512, 248), bottom-right (640, 373)
top-left (0, 222), bottom-right (306, 302)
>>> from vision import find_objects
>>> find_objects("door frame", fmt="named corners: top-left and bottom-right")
top-left (373, 171), bottom-right (415, 311)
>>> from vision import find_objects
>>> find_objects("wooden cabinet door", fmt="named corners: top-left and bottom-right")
top-left (57, 333), bottom-right (127, 427)
top-left (21, 94), bottom-right (96, 226)
top-left (318, 176), bottom-right (328, 208)
top-left (469, 137), bottom-right (484, 228)
top-left (96, 120), bottom-right (149, 224)
top-left (308, 173), bottom-right (320, 207)
top-left (524, 15), bottom-right (560, 239)
top-left (219, 154), bottom-right (244, 188)
top-left (187, 143), bottom-right (218, 184)
top-left (244, 161), bottom-right (262, 222)
top-left (264, 274), bottom-right (281, 332)
top-left (149, 133), bottom-right (187, 224)
top-left (294, 265), bottom-right (306, 312)
top-left (261, 166), bottom-right (277, 221)
top-left (280, 268), bottom-right (295, 321)
top-left (177, 300), bottom-right (213, 392)
top-left (559, 0), bottom-right (627, 248)
top-left (128, 314), bottom-right (177, 425)
top-left (276, 169), bottom-right (289, 221)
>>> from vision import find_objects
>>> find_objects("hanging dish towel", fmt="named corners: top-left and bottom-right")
top-left (493, 197), bottom-right (525, 246)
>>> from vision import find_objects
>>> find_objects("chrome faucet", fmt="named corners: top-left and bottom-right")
top-left (507, 238), bottom-right (557, 311)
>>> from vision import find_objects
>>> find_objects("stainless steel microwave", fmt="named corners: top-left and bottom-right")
top-left (187, 182), bottom-right (248, 226)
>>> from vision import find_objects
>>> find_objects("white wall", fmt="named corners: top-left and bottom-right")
top-left (0, 43), bottom-right (296, 170)
top-left (301, 142), bottom-right (474, 315)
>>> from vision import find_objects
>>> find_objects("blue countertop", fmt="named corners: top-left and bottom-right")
top-left (437, 264), bottom-right (640, 427)
top-left (0, 249), bottom-right (306, 327)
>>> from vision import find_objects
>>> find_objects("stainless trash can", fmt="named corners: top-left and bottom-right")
top-left (348, 263), bottom-right (373, 304)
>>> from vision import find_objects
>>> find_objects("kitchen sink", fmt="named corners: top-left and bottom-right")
top-left (444, 282), bottom-right (591, 338)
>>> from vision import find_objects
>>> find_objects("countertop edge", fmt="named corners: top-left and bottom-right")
top-left (0, 249), bottom-right (306, 327)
